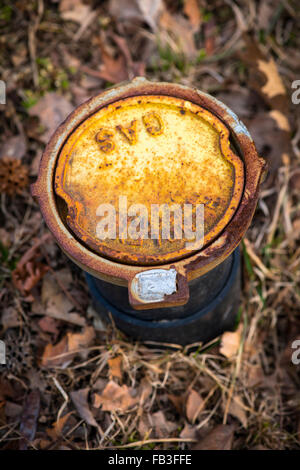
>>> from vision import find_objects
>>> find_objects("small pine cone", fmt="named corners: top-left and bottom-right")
top-left (0, 157), bottom-right (29, 196)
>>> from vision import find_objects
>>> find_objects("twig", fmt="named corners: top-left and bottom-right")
top-left (52, 376), bottom-right (69, 425)
top-left (108, 437), bottom-right (197, 449)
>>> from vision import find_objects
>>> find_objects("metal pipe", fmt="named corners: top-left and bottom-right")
top-left (31, 78), bottom-right (266, 345)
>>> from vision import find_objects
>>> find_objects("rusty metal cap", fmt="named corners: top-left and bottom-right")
top-left (31, 78), bottom-right (266, 310)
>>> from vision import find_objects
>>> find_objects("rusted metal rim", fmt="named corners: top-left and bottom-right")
top-left (31, 77), bottom-right (266, 288)
top-left (54, 94), bottom-right (244, 265)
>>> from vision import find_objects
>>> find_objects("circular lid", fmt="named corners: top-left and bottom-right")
top-left (54, 94), bottom-right (244, 265)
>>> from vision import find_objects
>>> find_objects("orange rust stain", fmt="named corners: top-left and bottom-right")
top-left (54, 95), bottom-right (244, 265)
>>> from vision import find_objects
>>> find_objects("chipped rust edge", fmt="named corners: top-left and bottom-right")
top-left (31, 77), bottom-right (266, 287)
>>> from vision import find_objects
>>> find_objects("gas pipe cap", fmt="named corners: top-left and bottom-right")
top-left (31, 78), bottom-right (266, 310)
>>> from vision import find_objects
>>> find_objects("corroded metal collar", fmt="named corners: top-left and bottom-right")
top-left (31, 78), bottom-right (266, 309)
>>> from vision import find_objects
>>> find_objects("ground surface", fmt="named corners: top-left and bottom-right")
top-left (0, 0), bottom-right (299, 450)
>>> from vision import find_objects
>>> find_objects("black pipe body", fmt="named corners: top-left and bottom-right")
top-left (86, 248), bottom-right (240, 346)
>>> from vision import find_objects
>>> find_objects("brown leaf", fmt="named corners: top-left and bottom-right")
top-left (46, 412), bottom-right (73, 440)
top-left (39, 271), bottom-right (86, 327)
top-left (59, 0), bottom-right (92, 26)
top-left (93, 380), bottom-right (139, 412)
top-left (257, 0), bottom-right (275, 31)
top-left (179, 422), bottom-right (198, 440)
top-left (109, 0), bottom-right (162, 31)
top-left (149, 411), bottom-right (177, 438)
top-left (41, 335), bottom-right (69, 368)
top-left (5, 401), bottom-right (23, 418)
top-left (136, 0), bottom-right (162, 30)
top-left (0, 228), bottom-right (11, 248)
top-left (244, 363), bottom-right (265, 388)
top-left (257, 58), bottom-right (286, 100)
top-left (67, 326), bottom-right (95, 353)
top-left (223, 395), bottom-right (248, 428)
top-left (193, 424), bottom-right (236, 450)
top-left (81, 44), bottom-right (127, 84)
top-left (38, 316), bottom-right (60, 337)
top-left (1, 307), bottom-right (21, 331)
top-left (168, 393), bottom-right (185, 415)
top-left (186, 389), bottom-right (204, 423)
top-left (0, 134), bottom-right (27, 160)
top-left (41, 326), bottom-right (95, 368)
top-left (184, 0), bottom-right (202, 30)
top-left (70, 388), bottom-right (99, 429)
top-left (159, 9), bottom-right (197, 59)
top-left (108, 355), bottom-right (123, 380)
top-left (138, 411), bottom-right (177, 439)
top-left (12, 234), bottom-right (52, 301)
top-left (204, 19), bottom-right (216, 56)
top-left (220, 324), bottom-right (243, 359)
top-left (29, 93), bottom-right (74, 143)
top-left (240, 36), bottom-right (290, 115)
top-left (247, 111), bottom-right (291, 185)
top-left (19, 389), bottom-right (40, 450)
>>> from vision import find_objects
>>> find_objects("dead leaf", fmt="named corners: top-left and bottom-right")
top-left (244, 363), bottom-right (265, 388)
top-left (223, 395), bottom-right (248, 428)
top-left (220, 324), bottom-right (243, 359)
top-left (1, 307), bottom-right (21, 331)
top-left (149, 411), bottom-right (177, 438)
top-left (39, 271), bottom-right (86, 327)
top-left (257, 0), bottom-right (275, 31)
top-left (5, 401), bottom-right (23, 418)
top-left (0, 228), bottom-right (11, 248)
top-left (159, 9), bottom-right (197, 59)
top-left (41, 326), bottom-right (95, 368)
top-left (247, 111), bottom-right (291, 185)
top-left (183, 0), bottom-right (202, 30)
top-left (59, 0), bottom-right (92, 26)
top-left (111, 34), bottom-right (145, 78)
top-left (204, 18), bottom-right (216, 56)
top-left (138, 413), bottom-right (153, 438)
top-left (193, 424), bottom-right (236, 450)
top-left (136, 0), bottom-right (162, 31)
top-left (82, 33), bottom-right (144, 84)
top-left (216, 88), bottom-right (260, 120)
top-left (46, 411), bottom-right (73, 440)
top-left (41, 335), bottom-right (69, 368)
top-left (108, 356), bottom-right (123, 380)
top-left (138, 410), bottom-right (177, 439)
top-left (38, 316), bottom-right (60, 337)
top-left (93, 380), bottom-right (139, 412)
top-left (67, 326), bottom-right (95, 354)
top-left (240, 36), bottom-right (290, 115)
top-left (70, 388), bottom-right (100, 429)
top-left (0, 134), bottom-right (27, 160)
top-left (19, 389), bottom-right (40, 450)
top-left (12, 234), bottom-right (52, 301)
top-left (186, 389), bottom-right (204, 423)
top-left (109, 0), bottom-right (162, 31)
top-left (29, 93), bottom-right (74, 143)
top-left (269, 109), bottom-right (290, 132)
top-left (257, 58), bottom-right (286, 100)
top-left (138, 378), bottom-right (152, 404)
top-left (82, 42), bottom-right (127, 84)
top-left (168, 393), bottom-right (185, 415)
top-left (180, 422), bottom-right (198, 440)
